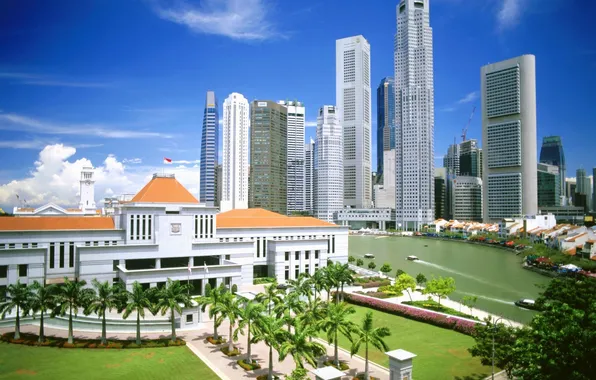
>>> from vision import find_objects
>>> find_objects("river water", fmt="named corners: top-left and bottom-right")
top-left (349, 235), bottom-right (551, 323)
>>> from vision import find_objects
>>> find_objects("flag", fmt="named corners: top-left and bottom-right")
top-left (163, 157), bottom-right (172, 164)
top-left (188, 262), bottom-right (192, 274)
top-left (203, 262), bottom-right (209, 274)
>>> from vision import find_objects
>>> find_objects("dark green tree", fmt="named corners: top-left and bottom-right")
top-left (85, 280), bottom-right (125, 345)
top-left (351, 311), bottom-right (391, 380)
top-left (348, 256), bottom-right (356, 263)
top-left (0, 280), bottom-right (34, 339)
top-left (415, 273), bottom-right (427, 287)
top-left (155, 279), bottom-right (192, 342)
top-left (29, 281), bottom-right (57, 343)
top-left (395, 269), bottom-right (406, 278)
top-left (367, 261), bottom-right (376, 270)
top-left (356, 258), bottom-right (364, 267)
top-left (468, 318), bottom-right (520, 378)
top-left (122, 282), bottom-right (155, 345)
top-left (379, 263), bottom-right (392, 276)
top-left (53, 278), bottom-right (95, 344)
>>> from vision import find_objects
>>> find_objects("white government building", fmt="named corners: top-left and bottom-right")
top-left (0, 169), bottom-right (348, 296)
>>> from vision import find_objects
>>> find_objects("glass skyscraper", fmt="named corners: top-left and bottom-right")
top-left (199, 91), bottom-right (219, 206)
top-left (539, 136), bottom-right (565, 199)
top-left (376, 77), bottom-right (395, 180)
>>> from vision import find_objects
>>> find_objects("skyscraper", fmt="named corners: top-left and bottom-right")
top-left (539, 136), bottom-right (566, 200)
top-left (249, 100), bottom-right (288, 215)
top-left (199, 91), bottom-right (219, 206)
top-left (452, 176), bottom-right (483, 222)
top-left (304, 138), bottom-right (315, 215)
top-left (459, 139), bottom-right (482, 178)
top-left (537, 163), bottom-right (560, 208)
top-left (576, 168), bottom-right (590, 212)
top-left (593, 168), bottom-right (596, 212)
top-left (221, 93), bottom-right (250, 213)
top-left (394, 0), bottom-right (435, 231)
top-left (434, 168), bottom-right (446, 220)
top-left (481, 55), bottom-right (537, 221)
top-left (443, 143), bottom-right (460, 176)
top-left (336, 35), bottom-right (372, 209)
top-left (315, 106), bottom-right (343, 223)
top-left (279, 100), bottom-right (306, 214)
top-left (377, 77), bottom-right (396, 179)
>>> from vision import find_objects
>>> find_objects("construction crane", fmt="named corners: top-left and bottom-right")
top-left (461, 105), bottom-right (476, 142)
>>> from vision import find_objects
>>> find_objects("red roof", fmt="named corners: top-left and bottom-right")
top-left (131, 176), bottom-right (198, 204)
top-left (0, 217), bottom-right (115, 231)
top-left (217, 208), bottom-right (336, 228)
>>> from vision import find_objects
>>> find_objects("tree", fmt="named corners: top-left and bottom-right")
top-left (122, 281), bottom-right (155, 345)
top-left (155, 279), bottom-right (192, 342)
top-left (351, 312), bottom-right (391, 380)
top-left (535, 276), bottom-right (596, 311)
top-left (280, 320), bottom-right (326, 369)
top-left (53, 278), bottom-right (95, 344)
top-left (394, 274), bottom-right (417, 302)
top-left (312, 267), bottom-right (331, 302)
top-left (256, 282), bottom-right (282, 315)
top-left (85, 280), bottom-right (125, 345)
top-left (395, 269), bottom-right (405, 278)
top-left (236, 300), bottom-right (265, 364)
top-left (415, 273), bottom-right (427, 288)
top-left (379, 263), bottom-right (392, 276)
top-left (318, 302), bottom-right (356, 366)
top-left (461, 295), bottom-right (478, 317)
top-left (287, 274), bottom-right (313, 306)
top-left (468, 318), bottom-right (520, 379)
top-left (356, 258), bottom-right (364, 267)
top-left (197, 283), bottom-right (227, 340)
top-left (332, 262), bottom-right (353, 303)
top-left (348, 256), bottom-right (356, 263)
top-left (212, 291), bottom-right (241, 352)
top-left (298, 298), bottom-right (326, 342)
top-left (275, 291), bottom-right (305, 334)
top-left (0, 280), bottom-right (34, 339)
top-left (252, 314), bottom-right (288, 380)
top-left (367, 261), bottom-right (376, 270)
top-left (29, 281), bottom-right (57, 343)
top-left (422, 276), bottom-right (456, 306)
top-left (286, 368), bottom-right (308, 380)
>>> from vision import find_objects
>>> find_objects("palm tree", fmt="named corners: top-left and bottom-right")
top-left (85, 280), bottom-right (126, 345)
top-left (155, 279), bottom-right (192, 342)
top-left (122, 281), bottom-right (155, 345)
top-left (29, 281), bottom-right (56, 343)
top-left (279, 320), bottom-right (326, 369)
top-left (211, 291), bottom-right (241, 352)
top-left (53, 278), bottom-right (95, 344)
top-left (274, 291), bottom-right (305, 334)
top-left (351, 312), bottom-right (391, 380)
top-left (318, 302), bottom-right (357, 366)
top-left (287, 274), bottom-right (313, 305)
top-left (298, 298), bottom-right (326, 342)
top-left (256, 282), bottom-right (282, 315)
top-left (197, 284), bottom-right (227, 341)
top-left (0, 280), bottom-right (34, 339)
top-left (333, 263), bottom-right (354, 302)
top-left (251, 314), bottom-right (288, 380)
top-left (236, 300), bottom-right (265, 364)
top-left (312, 267), bottom-right (332, 302)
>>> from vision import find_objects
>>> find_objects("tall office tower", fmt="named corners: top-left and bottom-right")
top-left (314, 106), bottom-right (343, 223)
top-left (395, 0), bottom-right (435, 230)
top-left (373, 149), bottom-right (396, 208)
top-left (215, 164), bottom-right (222, 207)
top-left (249, 100), bottom-right (288, 215)
top-left (279, 100), bottom-right (306, 214)
top-left (452, 176), bottom-right (483, 222)
top-left (377, 77), bottom-right (396, 180)
top-left (443, 143), bottom-right (460, 176)
top-left (537, 163), bottom-right (561, 207)
top-left (304, 138), bottom-right (316, 215)
top-left (481, 55), bottom-right (537, 221)
top-left (566, 178), bottom-right (577, 205)
top-left (593, 169), bottom-right (596, 211)
top-left (199, 91), bottom-right (219, 206)
top-left (459, 139), bottom-right (482, 177)
top-left (221, 92), bottom-right (250, 213)
top-left (539, 136), bottom-right (566, 201)
top-left (336, 35), bottom-right (372, 209)
top-left (576, 168), bottom-right (592, 212)
top-left (434, 168), bottom-right (446, 220)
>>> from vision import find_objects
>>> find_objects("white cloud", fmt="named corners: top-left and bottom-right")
top-left (305, 120), bottom-right (317, 127)
top-left (0, 144), bottom-right (200, 208)
top-left (456, 91), bottom-right (479, 104)
top-left (0, 72), bottom-right (111, 88)
top-left (440, 106), bottom-right (457, 113)
top-left (154, 0), bottom-right (284, 41)
top-left (171, 159), bottom-right (200, 164)
top-left (496, 0), bottom-right (523, 32)
top-left (123, 158), bottom-right (143, 164)
top-left (0, 140), bottom-right (51, 149)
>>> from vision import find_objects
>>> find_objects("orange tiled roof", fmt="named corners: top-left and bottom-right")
top-left (0, 217), bottom-right (115, 231)
top-left (566, 232), bottom-right (587, 242)
top-left (217, 208), bottom-right (336, 228)
top-left (131, 176), bottom-right (198, 204)
top-left (16, 208), bottom-right (35, 212)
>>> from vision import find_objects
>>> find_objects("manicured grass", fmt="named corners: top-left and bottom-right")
top-left (321, 305), bottom-right (491, 380)
top-left (0, 342), bottom-right (219, 380)
top-left (402, 300), bottom-right (478, 320)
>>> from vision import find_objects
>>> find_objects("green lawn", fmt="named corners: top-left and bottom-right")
top-left (0, 342), bottom-right (219, 380)
top-left (322, 305), bottom-right (492, 380)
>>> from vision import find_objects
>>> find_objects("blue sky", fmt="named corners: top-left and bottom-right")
top-left (0, 0), bottom-right (595, 208)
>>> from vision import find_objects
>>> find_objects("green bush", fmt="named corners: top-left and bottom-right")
top-left (206, 336), bottom-right (226, 345)
top-left (221, 346), bottom-right (241, 356)
top-left (361, 280), bottom-right (391, 289)
top-left (204, 283), bottom-right (212, 295)
top-left (0, 332), bottom-right (186, 349)
top-left (323, 360), bottom-right (350, 370)
top-left (232, 284), bottom-right (238, 293)
top-left (253, 277), bottom-right (276, 285)
top-left (237, 359), bottom-right (261, 371)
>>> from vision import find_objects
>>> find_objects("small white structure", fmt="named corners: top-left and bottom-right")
top-left (386, 349), bottom-right (416, 380)
top-left (311, 366), bottom-right (345, 380)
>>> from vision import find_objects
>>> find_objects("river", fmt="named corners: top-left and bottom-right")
top-left (349, 235), bottom-right (551, 323)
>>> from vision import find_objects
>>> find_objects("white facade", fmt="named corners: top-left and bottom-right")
top-left (79, 167), bottom-right (96, 212)
top-left (394, 0), bottom-right (435, 231)
top-left (279, 100), bottom-right (306, 214)
top-left (444, 143), bottom-right (460, 176)
top-left (315, 106), bottom-right (344, 223)
top-left (452, 176), bottom-right (483, 222)
top-left (481, 55), bottom-right (537, 221)
top-left (374, 149), bottom-right (396, 209)
top-left (221, 93), bottom-right (250, 212)
top-left (305, 138), bottom-right (315, 215)
top-left (336, 36), bottom-right (372, 209)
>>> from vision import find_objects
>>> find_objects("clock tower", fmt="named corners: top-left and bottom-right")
top-left (79, 167), bottom-right (96, 211)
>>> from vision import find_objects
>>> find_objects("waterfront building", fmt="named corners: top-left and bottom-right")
top-left (395, 0), bottom-right (435, 230)
top-left (279, 100), bottom-right (306, 214)
top-left (459, 139), bottom-right (482, 178)
top-left (314, 106), bottom-right (344, 223)
top-left (481, 55), bottom-right (537, 221)
top-left (199, 91), bottom-right (219, 206)
top-left (434, 168), bottom-right (446, 220)
top-left (249, 100), bottom-right (288, 215)
top-left (452, 176), bottom-right (483, 222)
top-left (539, 136), bottom-right (566, 200)
top-left (538, 206), bottom-right (584, 224)
top-left (336, 35), bottom-right (372, 209)
top-left (335, 208), bottom-right (393, 231)
top-left (373, 149), bottom-right (396, 209)
top-left (377, 77), bottom-right (396, 179)
top-left (537, 163), bottom-right (561, 207)
top-left (304, 138), bottom-right (315, 215)
top-left (221, 93), bottom-right (250, 212)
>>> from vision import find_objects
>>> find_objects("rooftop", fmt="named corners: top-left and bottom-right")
top-left (217, 208), bottom-right (337, 229)
top-left (131, 175), bottom-right (199, 204)
top-left (0, 216), bottom-right (115, 231)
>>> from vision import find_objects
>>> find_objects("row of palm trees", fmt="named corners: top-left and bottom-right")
top-left (197, 262), bottom-right (390, 380)
top-left (0, 278), bottom-right (192, 345)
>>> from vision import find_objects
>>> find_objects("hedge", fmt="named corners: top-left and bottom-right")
top-left (237, 359), bottom-right (261, 371)
top-left (221, 346), bottom-right (241, 356)
top-left (355, 291), bottom-right (393, 299)
top-left (253, 277), bottom-right (276, 285)
top-left (342, 293), bottom-right (476, 336)
top-left (0, 332), bottom-right (186, 349)
top-left (323, 360), bottom-right (350, 370)
top-left (361, 280), bottom-right (391, 289)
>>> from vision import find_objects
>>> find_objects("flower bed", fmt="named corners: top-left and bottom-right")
top-left (0, 332), bottom-right (186, 349)
top-left (221, 346), bottom-right (241, 356)
top-left (355, 291), bottom-right (393, 299)
top-left (323, 360), bottom-right (350, 370)
top-left (206, 336), bottom-right (226, 345)
top-left (237, 359), bottom-right (261, 371)
top-left (361, 280), bottom-right (391, 289)
top-left (256, 375), bottom-right (280, 380)
top-left (343, 293), bottom-right (477, 336)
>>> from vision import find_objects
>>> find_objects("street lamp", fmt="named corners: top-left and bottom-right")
top-left (491, 316), bottom-right (514, 380)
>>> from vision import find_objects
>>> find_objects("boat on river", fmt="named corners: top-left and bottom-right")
top-left (514, 299), bottom-right (540, 310)
top-left (364, 253), bottom-right (375, 259)
top-left (406, 255), bottom-right (419, 261)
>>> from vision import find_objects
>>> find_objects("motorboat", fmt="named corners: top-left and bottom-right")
top-left (514, 299), bottom-right (539, 310)
top-left (406, 255), bottom-right (419, 261)
top-left (364, 253), bottom-right (375, 259)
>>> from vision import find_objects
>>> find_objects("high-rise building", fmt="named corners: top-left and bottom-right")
top-left (452, 176), bottom-right (483, 222)
top-left (434, 168), bottom-right (446, 220)
top-left (575, 168), bottom-right (592, 212)
top-left (377, 77), bottom-right (396, 179)
top-left (280, 100), bottom-right (306, 214)
top-left (336, 35), bottom-right (372, 209)
top-left (537, 163), bottom-right (561, 208)
top-left (249, 100), bottom-right (288, 215)
top-left (395, 0), bottom-right (435, 231)
top-left (444, 143), bottom-right (460, 176)
top-left (566, 178), bottom-right (577, 205)
top-left (304, 138), bottom-right (315, 215)
top-left (373, 149), bottom-right (396, 208)
top-left (215, 164), bottom-right (222, 207)
top-left (221, 93), bottom-right (250, 213)
top-left (481, 55), bottom-right (537, 221)
top-left (593, 169), bottom-right (596, 212)
top-left (539, 136), bottom-right (566, 199)
top-left (459, 139), bottom-right (482, 178)
top-left (199, 91), bottom-right (219, 206)
top-left (315, 106), bottom-right (343, 223)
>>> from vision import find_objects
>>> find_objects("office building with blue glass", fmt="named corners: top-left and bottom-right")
top-left (200, 91), bottom-right (219, 206)
top-left (376, 77), bottom-right (395, 180)
top-left (539, 136), bottom-right (565, 200)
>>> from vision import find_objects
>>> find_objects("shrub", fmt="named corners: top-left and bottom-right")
top-left (204, 283), bottom-right (212, 295)
top-left (232, 284), bottom-right (238, 293)
top-left (257, 375), bottom-right (280, 380)
top-left (237, 359), bottom-right (261, 371)
top-left (221, 346), bottom-right (241, 356)
top-left (0, 333), bottom-right (187, 349)
top-left (361, 280), bottom-right (391, 289)
top-left (323, 360), bottom-right (350, 370)
top-left (356, 258), bottom-right (364, 266)
top-left (207, 336), bottom-right (227, 345)
top-left (253, 277), bottom-right (276, 285)
top-left (363, 291), bottom-right (392, 299)
top-left (348, 255), bottom-right (356, 263)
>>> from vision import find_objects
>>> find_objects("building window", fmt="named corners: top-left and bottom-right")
top-left (285, 252), bottom-right (290, 261)
top-left (112, 241), bottom-right (117, 246)
top-left (0, 244), bottom-right (4, 249)
top-left (59, 242), bottom-right (65, 268)
top-left (18, 264), bottom-right (28, 277)
top-left (49, 243), bottom-right (55, 269)
top-left (256, 239), bottom-right (260, 258)
top-left (69, 242), bottom-right (74, 268)
top-left (85, 241), bottom-right (90, 246)
top-left (285, 268), bottom-right (289, 280)
top-left (0, 265), bottom-right (7, 278)
top-left (113, 260), bottom-right (119, 271)
top-left (8, 243), bottom-right (15, 249)
top-left (104, 241), bottom-right (110, 246)
top-left (305, 264), bottom-right (310, 274)
top-left (295, 252), bottom-right (299, 260)
top-left (315, 250), bottom-right (319, 259)
top-left (32, 243), bottom-right (38, 248)
top-left (305, 251), bottom-right (310, 260)
top-left (22, 243), bottom-right (29, 249)
top-left (93, 241), bottom-right (99, 247)
top-left (295, 267), bottom-right (299, 279)
top-left (186, 314), bottom-right (193, 323)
